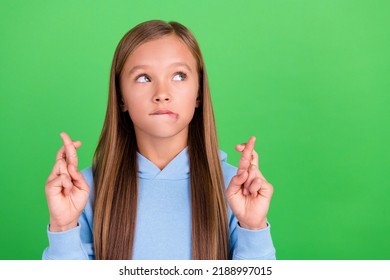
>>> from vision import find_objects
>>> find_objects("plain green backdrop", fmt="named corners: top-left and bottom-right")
top-left (0, 0), bottom-right (389, 259)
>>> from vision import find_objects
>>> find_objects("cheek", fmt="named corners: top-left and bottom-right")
top-left (177, 81), bottom-right (199, 103)
top-left (121, 92), bottom-right (143, 119)
top-left (126, 99), bottom-right (147, 120)
top-left (122, 87), bottom-right (150, 109)
top-left (179, 97), bottom-right (198, 121)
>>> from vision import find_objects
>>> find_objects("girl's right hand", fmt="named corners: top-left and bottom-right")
top-left (45, 132), bottom-right (90, 232)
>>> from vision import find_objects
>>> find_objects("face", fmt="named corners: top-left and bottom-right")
top-left (120, 35), bottom-right (199, 143)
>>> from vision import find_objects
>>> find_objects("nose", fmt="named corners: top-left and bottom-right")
top-left (153, 81), bottom-right (171, 103)
top-left (153, 94), bottom-right (170, 103)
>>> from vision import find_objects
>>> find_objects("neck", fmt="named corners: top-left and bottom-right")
top-left (135, 129), bottom-right (188, 170)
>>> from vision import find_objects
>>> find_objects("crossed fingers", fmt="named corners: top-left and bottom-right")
top-left (48, 132), bottom-right (81, 183)
top-left (235, 136), bottom-right (268, 196)
top-left (56, 132), bottom-right (81, 166)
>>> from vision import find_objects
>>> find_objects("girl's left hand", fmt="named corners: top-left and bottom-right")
top-left (226, 136), bottom-right (274, 230)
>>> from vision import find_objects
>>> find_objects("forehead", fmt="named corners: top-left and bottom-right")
top-left (124, 35), bottom-right (197, 70)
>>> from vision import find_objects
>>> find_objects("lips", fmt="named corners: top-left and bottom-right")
top-left (150, 109), bottom-right (178, 119)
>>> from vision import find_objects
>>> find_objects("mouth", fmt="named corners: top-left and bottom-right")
top-left (150, 109), bottom-right (178, 119)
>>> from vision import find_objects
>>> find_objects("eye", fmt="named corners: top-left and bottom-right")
top-left (172, 72), bottom-right (187, 81)
top-left (135, 74), bottom-right (151, 83)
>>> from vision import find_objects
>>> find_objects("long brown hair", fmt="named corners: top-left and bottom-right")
top-left (92, 20), bottom-right (228, 259)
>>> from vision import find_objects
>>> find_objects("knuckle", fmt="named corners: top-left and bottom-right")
top-left (255, 180), bottom-right (263, 188)
top-left (249, 164), bottom-right (257, 171)
top-left (254, 177), bottom-right (263, 184)
top-left (248, 184), bottom-right (257, 191)
top-left (59, 173), bottom-right (70, 181)
top-left (54, 161), bottom-right (67, 174)
top-left (45, 179), bottom-right (51, 188)
top-left (56, 153), bottom-right (65, 161)
top-left (56, 146), bottom-right (65, 154)
top-left (242, 154), bottom-right (249, 161)
top-left (55, 158), bottom-right (65, 167)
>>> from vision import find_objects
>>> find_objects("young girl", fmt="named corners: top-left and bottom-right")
top-left (43, 20), bottom-right (275, 260)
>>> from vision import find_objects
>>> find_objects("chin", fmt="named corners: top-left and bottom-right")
top-left (137, 125), bottom-right (188, 140)
top-left (152, 129), bottom-right (186, 139)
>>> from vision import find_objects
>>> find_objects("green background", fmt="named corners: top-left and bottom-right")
top-left (1, 0), bottom-right (389, 260)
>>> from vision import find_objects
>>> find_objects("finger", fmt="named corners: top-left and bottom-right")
top-left (252, 149), bottom-right (259, 167)
top-left (243, 164), bottom-right (258, 195)
top-left (55, 141), bottom-right (82, 162)
top-left (247, 177), bottom-right (263, 198)
top-left (257, 167), bottom-right (267, 181)
top-left (47, 158), bottom-right (69, 182)
top-left (226, 171), bottom-right (249, 197)
top-left (68, 164), bottom-right (90, 193)
top-left (257, 181), bottom-right (274, 199)
top-left (60, 132), bottom-right (79, 168)
top-left (237, 136), bottom-right (256, 174)
top-left (46, 173), bottom-right (74, 197)
top-left (235, 143), bottom-right (259, 167)
top-left (235, 144), bottom-right (245, 152)
top-left (248, 150), bottom-right (267, 181)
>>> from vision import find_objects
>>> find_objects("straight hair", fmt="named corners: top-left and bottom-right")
top-left (92, 20), bottom-right (228, 259)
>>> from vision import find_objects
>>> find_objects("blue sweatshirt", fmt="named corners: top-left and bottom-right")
top-left (42, 148), bottom-right (276, 260)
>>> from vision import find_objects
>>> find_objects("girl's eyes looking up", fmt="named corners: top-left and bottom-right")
top-left (135, 72), bottom-right (187, 83)
top-left (172, 72), bottom-right (187, 81)
top-left (135, 75), bottom-right (151, 83)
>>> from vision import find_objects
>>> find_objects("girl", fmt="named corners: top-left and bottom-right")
top-left (43, 20), bottom-right (275, 260)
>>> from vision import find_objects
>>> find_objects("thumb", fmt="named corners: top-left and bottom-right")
top-left (68, 164), bottom-right (89, 192)
top-left (226, 171), bottom-right (248, 196)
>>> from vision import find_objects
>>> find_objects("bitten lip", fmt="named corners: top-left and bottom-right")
top-left (150, 109), bottom-right (178, 118)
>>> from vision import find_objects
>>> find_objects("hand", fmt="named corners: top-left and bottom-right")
top-left (226, 136), bottom-right (274, 230)
top-left (45, 132), bottom-right (90, 232)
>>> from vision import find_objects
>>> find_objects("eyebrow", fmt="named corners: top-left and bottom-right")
top-left (170, 62), bottom-right (193, 73)
top-left (127, 62), bottom-right (193, 77)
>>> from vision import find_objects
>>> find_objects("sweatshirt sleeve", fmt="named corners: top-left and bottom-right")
top-left (221, 155), bottom-right (276, 260)
top-left (42, 226), bottom-right (89, 259)
top-left (42, 168), bottom-right (95, 260)
top-left (229, 218), bottom-right (276, 260)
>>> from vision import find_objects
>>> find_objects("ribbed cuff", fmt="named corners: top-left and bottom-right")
top-left (44, 224), bottom-right (88, 260)
top-left (233, 223), bottom-right (276, 260)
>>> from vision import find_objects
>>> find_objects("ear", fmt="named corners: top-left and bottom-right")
top-left (195, 96), bottom-right (200, 108)
top-left (120, 99), bottom-right (128, 112)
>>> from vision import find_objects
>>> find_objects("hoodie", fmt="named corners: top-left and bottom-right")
top-left (42, 147), bottom-right (276, 260)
